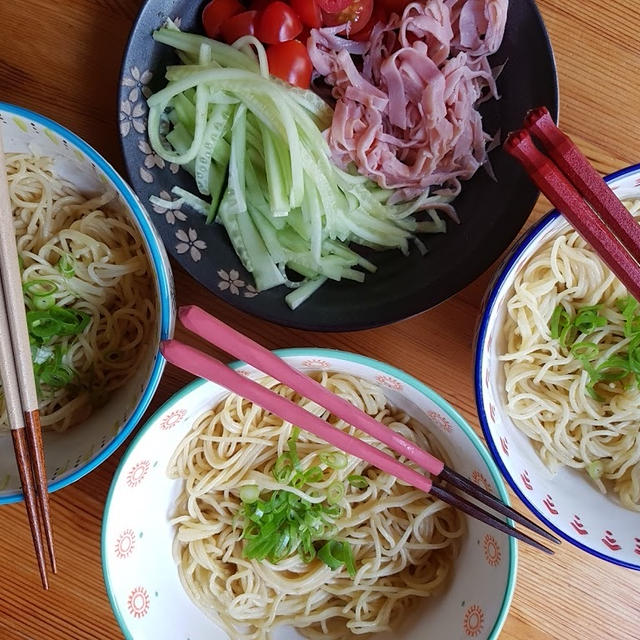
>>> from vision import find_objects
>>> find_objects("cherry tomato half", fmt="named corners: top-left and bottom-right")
top-left (291, 0), bottom-right (322, 29)
top-left (256, 2), bottom-right (303, 44)
top-left (266, 40), bottom-right (312, 89)
top-left (221, 10), bottom-right (260, 44)
top-left (350, 5), bottom-right (387, 41)
top-left (202, 0), bottom-right (244, 39)
top-left (322, 0), bottom-right (373, 35)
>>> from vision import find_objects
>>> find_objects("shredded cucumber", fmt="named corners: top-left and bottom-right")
top-left (147, 28), bottom-right (454, 309)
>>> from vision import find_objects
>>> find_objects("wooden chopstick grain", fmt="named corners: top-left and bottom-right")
top-left (0, 275), bottom-right (48, 588)
top-left (0, 133), bottom-right (55, 582)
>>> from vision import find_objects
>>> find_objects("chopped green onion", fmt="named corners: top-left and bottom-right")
top-left (319, 452), bottom-right (348, 469)
top-left (39, 362), bottom-right (74, 388)
top-left (550, 305), bottom-right (571, 342)
top-left (273, 453), bottom-right (294, 483)
top-left (57, 253), bottom-right (76, 278)
top-left (628, 337), bottom-right (640, 375)
top-left (586, 460), bottom-right (604, 480)
top-left (27, 310), bottom-right (62, 340)
top-left (317, 540), bottom-right (356, 577)
top-left (327, 481), bottom-right (345, 505)
top-left (239, 485), bottom-right (260, 503)
top-left (570, 342), bottom-right (599, 361)
top-left (597, 356), bottom-right (630, 381)
top-left (287, 426), bottom-right (300, 468)
top-left (32, 294), bottom-right (55, 311)
top-left (573, 305), bottom-right (606, 335)
top-left (347, 474), bottom-right (369, 489)
top-left (303, 466), bottom-right (323, 483)
top-left (324, 503), bottom-right (343, 519)
top-left (23, 279), bottom-right (58, 297)
top-left (49, 307), bottom-right (90, 335)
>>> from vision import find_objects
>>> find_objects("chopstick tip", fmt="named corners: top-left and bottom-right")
top-left (177, 305), bottom-right (197, 323)
top-left (504, 128), bottom-right (531, 153)
top-left (524, 105), bottom-right (551, 128)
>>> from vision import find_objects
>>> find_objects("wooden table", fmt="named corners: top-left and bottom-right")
top-left (1, 1), bottom-right (639, 638)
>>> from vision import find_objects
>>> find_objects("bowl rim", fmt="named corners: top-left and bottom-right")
top-left (0, 101), bottom-right (176, 504)
top-left (101, 347), bottom-right (517, 640)
top-left (474, 162), bottom-right (640, 571)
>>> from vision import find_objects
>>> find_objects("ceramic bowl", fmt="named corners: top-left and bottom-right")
top-left (475, 162), bottom-right (640, 570)
top-left (102, 348), bottom-right (517, 640)
top-left (0, 102), bottom-right (175, 503)
top-left (117, 0), bottom-right (558, 330)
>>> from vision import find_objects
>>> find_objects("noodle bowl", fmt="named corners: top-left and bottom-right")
top-left (169, 372), bottom-right (464, 640)
top-left (2, 153), bottom-right (156, 432)
top-left (500, 198), bottom-right (640, 511)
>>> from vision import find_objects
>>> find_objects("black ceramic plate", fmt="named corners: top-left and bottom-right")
top-left (118, 0), bottom-right (558, 331)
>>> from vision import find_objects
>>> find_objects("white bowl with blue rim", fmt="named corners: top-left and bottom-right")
top-left (0, 102), bottom-right (175, 503)
top-left (102, 348), bottom-right (517, 640)
top-left (475, 163), bottom-right (640, 570)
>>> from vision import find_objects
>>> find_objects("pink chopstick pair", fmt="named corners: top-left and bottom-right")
top-left (505, 106), bottom-right (640, 301)
top-left (161, 305), bottom-right (558, 553)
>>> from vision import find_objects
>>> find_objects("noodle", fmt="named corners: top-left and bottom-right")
top-left (169, 372), bottom-right (464, 640)
top-left (501, 198), bottom-right (640, 510)
top-left (1, 153), bottom-right (156, 432)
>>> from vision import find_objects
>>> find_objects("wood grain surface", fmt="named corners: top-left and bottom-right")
top-left (1, 1), bottom-right (639, 638)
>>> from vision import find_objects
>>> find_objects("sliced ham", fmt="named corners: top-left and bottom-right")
top-left (308, 0), bottom-right (509, 201)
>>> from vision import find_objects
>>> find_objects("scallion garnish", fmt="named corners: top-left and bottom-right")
top-left (32, 293), bottom-right (56, 311)
top-left (570, 341), bottom-right (599, 361)
top-left (317, 540), bottom-right (356, 577)
top-left (57, 253), bottom-right (76, 278)
top-left (319, 451), bottom-right (348, 469)
top-left (586, 460), bottom-right (604, 480)
top-left (327, 481), bottom-right (345, 505)
top-left (550, 298), bottom-right (640, 401)
top-left (23, 279), bottom-right (58, 297)
top-left (347, 474), bottom-right (369, 489)
top-left (239, 485), bottom-right (260, 504)
top-left (573, 305), bottom-right (606, 334)
top-left (239, 434), bottom-right (356, 574)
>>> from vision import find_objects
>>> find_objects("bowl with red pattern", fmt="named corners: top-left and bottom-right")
top-left (475, 163), bottom-right (640, 570)
top-left (102, 348), bottom-right (516, 639)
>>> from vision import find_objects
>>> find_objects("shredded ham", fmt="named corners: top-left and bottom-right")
top-left (308, 0), bottom-right (508, 201)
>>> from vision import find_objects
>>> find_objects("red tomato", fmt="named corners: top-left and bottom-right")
top-left (256, 2), bottom-right (303, 44)
top-left (378, 0), bottom-right (412, 15)
top-left (322, 0), bottom-right (373, 35)
top-left (221, 10), bottom-right (260, 43)
top-left (202, 0), bottom-right (244, 38)
top-left (317, 0), bottom-right (351, 12)
top-left (291, 0), bottom-right (322, 29)
top-left (350, 5), bottom-right (387, 41)
top-left (266, 40), bottom-right (312, 89)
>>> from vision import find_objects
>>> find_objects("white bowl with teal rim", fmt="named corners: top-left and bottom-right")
top-left (475, 163), bottom-right (640, 570)
top-left (102, 348), bottom-right (516, 640)
top-left (0, 102), bottom-right (175, 503)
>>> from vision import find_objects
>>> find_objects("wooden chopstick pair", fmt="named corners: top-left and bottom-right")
top-left (162, 305), bottom-right (560, 554)
top-left (0, 135), bottom-right (55, 589)
top-left (505, 106), bottom-right (640, 301)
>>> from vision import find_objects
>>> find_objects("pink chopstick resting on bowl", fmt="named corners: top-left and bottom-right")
top-left (160, 305), bottom-right (560, 553)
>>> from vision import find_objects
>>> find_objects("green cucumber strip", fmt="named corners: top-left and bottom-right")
top-left (285, 277), bottom-right (328, 310)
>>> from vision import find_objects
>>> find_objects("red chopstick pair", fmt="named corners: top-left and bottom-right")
top-left (504, 107), bottom-right (640, 302)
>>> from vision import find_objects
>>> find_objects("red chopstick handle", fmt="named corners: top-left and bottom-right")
top-left (525, 106), bottom-right (640, 262)
top-left (505, 129), bottom-right (640, 302)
